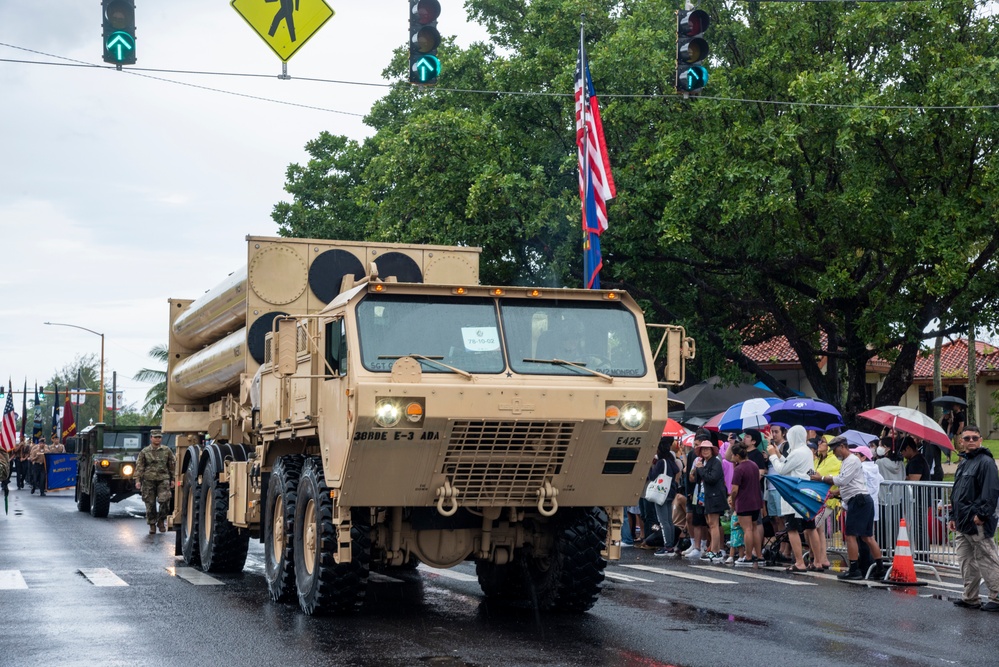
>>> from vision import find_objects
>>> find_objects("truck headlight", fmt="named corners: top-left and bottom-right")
top-left (121, 464), bottom-right (134, 477)
top-left (375, 400), bottom-right (401, 428)
top-left (620, 404), bottom-right (646, 431)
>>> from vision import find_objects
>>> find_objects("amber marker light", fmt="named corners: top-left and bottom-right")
top-left (605, 292), bottom-right (618, 300)
top-left (453, 287), bottom-right (468, 295)
top-left (605, 405), bottom-right (621, 425)
top-left (491, 288), bottom-right (505, 296)
top-left (100, 459), bottom-right (111, 468)
top-left (527, 289), bottom-right (542, 297)
top-left (373, 284), bottom-right (385, 292)
top-left (405, 402), bottom-right (424, 423)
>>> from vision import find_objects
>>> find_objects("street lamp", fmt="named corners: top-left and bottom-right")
top-left (44, 321), bottom-right (105, 424)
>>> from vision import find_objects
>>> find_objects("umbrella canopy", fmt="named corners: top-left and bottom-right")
top-left (680, 432), bottom-right (697, 448)
top-left (858, 406), bottom-right (953, 451)
top-left (702, 411), bottom-right (724, 432)
top-left (930, 395), bottom-right (967, 408)
top-left (839, 429), bottom-right (879, 449)
top-left (671, 376), bottom-right (779, 423)
top-left (763, 397), bottom-right (844, 432)
top-left (662, 418), bottom-right (687, 438)
top-left (716, 397), bottom-right (783, 432)
top-left (765, 474), bottom-right (832, 520)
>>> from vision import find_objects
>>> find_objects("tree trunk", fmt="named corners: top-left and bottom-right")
top-left (933, 335), bottom-right (943, 421)
top-left (968, 326), bottom-right (978, 427)
top-left (874, 340), bottom-right (921, 407)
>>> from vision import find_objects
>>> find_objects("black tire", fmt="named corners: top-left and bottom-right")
top-left (197, 458), bottom-right (250, 573)
top-left (264, 455), bottom-right (303, 602)
top-left (476, 507), bottom-right (607, 613)
top-left (75, 478), bottom-right (91, 513)
top-left (90, 475), bottom-right (110, 518)
top-left (180, 459), bottom-right (200, 566)
top-left (294, 457), bottom-right (371, 615)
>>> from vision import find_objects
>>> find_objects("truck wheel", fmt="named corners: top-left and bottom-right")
top-left (180, 460), bottom-right (201, 566)
top-left (90, 474), bottom-right (111, 518)
top-left (75, 479), bottom-right (91, 513)
top-left (197, 458), bottom-right (250, 573)
top-left (476, 507), bottom-right (607, 613)
top-left (293, 457), bottom-right (371, 615)
top-left (264, 455), bottom-right (303, 602)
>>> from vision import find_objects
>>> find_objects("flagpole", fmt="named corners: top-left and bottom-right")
top-left (580, 16), bottom-right (592, 289)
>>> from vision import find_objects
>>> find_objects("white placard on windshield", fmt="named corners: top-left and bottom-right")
top-left (124, 436), bottom-right (139, 448)
top-left (462, 327), bottom-right (500, 352)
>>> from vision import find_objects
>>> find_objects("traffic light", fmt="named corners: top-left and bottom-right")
top-left (676, 8), bottom-right (709, 94)
top-left (409, 0), bottom-right (441, 85)
top-left (102, 0), bottom-right (136, 66)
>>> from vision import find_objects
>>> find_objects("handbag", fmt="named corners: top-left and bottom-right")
top-left (645, 479), bottom-right (668, 505)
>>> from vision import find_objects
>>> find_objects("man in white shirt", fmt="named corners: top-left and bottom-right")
top-left (810, 437), bottom-right (884, 580)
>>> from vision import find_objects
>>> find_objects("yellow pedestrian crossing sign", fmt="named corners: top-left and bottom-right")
top-left (231, 0), bottom-right (335, 62)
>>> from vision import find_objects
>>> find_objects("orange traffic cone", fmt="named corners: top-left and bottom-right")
top-left (887, 518), bottom-right (926, 586)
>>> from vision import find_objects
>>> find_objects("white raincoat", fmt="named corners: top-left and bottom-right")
top-left (767, 425), bottom-right (813, 518)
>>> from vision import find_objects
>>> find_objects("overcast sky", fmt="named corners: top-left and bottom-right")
top-left (0, 1), bottom-right (489, 413)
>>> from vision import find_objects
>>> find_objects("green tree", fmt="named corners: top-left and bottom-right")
top-left (134, 344), bottom-right (168, 421)
top-left (273, 0), bottom-right (999, 422)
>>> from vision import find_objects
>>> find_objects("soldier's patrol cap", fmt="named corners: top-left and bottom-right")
top-left (150, 430), bottom-right (163, 437)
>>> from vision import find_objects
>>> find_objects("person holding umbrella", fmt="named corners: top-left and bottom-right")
top-left (810, 437), bottom-right (885, 580)
top-left (940, 403), bottom-right (965, 464)
top-left (767, 425), bottom-right (817, 573)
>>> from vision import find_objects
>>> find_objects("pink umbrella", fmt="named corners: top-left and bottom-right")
top-left (858, 405), bottom-right (954, 451)
top-left (702, 411), bottom-right (725, 432)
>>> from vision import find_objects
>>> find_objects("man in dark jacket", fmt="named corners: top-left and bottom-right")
top-left (949, 426), bottom-right (999, 611)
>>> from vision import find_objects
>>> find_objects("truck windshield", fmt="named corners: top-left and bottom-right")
top-left (357, 294), bottom-right (506, 374)
top-left (500, 299), bottom-right (646, 377)
top-left (102, 432), bottom-right (143, 450)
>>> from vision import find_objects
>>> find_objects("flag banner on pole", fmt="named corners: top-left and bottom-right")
top-left (32, 383), bottom-right (42, 443)
top-left (62, 394), bottom-right (77, 440)
top-left (20, 378), bottom-right (27, 440)
top-left (1, 380), bottom-right (16, 451)
top-left (575, 26), bottom-right (616, 290)
top-left (52, 383), bottom-right (60, 435)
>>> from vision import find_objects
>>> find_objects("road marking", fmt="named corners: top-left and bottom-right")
top-left (167, 566), bottom-right (223, 586)
top-left (369, 572), bottom-right (405, 584)
top-left (0, 570), bottom-right (28, 590)
top-left (417, 564), bottom-right (478, 582)
top-left (620, 564), bottom-right (737, 585)
top-left (605, 571), bottom-right (656, 584)
top-left (80, 568), bottom-right (128, 587)
top-left (690, 565), bottom-right (816, 586)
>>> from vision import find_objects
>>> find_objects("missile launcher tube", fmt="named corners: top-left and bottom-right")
top-left (170, 328), bottom-right (246, 401)
top-left (171, 266), bottom-right (248, 350)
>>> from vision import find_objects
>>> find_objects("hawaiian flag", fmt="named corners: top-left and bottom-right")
top-left (1, 380), bottom-right (16, 452)
top-left (62, 393), bottom-right (77, 440)
top-left (575, 26), bottom-right (616, 289)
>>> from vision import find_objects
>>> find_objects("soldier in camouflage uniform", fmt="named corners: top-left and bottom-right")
top-left (134, 430), bottom-right (176, 534)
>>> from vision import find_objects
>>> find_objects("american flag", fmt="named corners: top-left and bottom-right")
top-left (575, 26), bottom-right (616, 289)
top-left (1, 384), bottom-right (16, 452)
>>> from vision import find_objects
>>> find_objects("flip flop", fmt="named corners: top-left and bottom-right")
top-left (785, 565), bottom-right (808, 574)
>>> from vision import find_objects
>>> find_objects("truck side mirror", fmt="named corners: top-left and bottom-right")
top-left (652, 325), bottom-right (696, 386)
top-left (276, 318), bottom-right (298, 377)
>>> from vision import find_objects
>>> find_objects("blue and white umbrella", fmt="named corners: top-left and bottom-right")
top-left (839, 429), bottom-right (879, 448)
top-left (716, 397), bottom-right (783, 432)
top-left (765, 474), bottom-right (832, 520)
top-left (763, 397), bottom-right (844, 432)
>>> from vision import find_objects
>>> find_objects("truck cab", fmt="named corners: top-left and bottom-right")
top-left (75, 424), bottom-right (175, 517)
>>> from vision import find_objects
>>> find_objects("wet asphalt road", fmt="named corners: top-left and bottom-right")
top-left (3, 487), bottom-right (999, 667)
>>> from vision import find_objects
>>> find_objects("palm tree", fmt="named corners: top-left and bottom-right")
top-left (134, 344), bottom-right (168, 421)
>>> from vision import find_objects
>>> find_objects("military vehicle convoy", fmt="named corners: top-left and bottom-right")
top-left (164, 236), bottom-right (693, 615)
top-left (75, 424), bottom-right (173, 517)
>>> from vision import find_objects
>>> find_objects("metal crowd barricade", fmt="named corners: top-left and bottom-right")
top-left (819, 480), bottom-right (962, 574)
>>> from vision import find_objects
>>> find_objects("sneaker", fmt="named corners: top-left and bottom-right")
top-left (682, 545), bottom-right (697, 556)
top-left (700, 550), bottom-right (713, 560)
top-left (653, 547), bottom-right (675, 557)
top-left (685, 548), bottom-right (702, 560)
top-left (837, 569), bottom-right (862, 581)
top-left (953, 599), bottom-right (982, 609)
top-left (735, 557), bottom-right (754, 568)
top-left (724, 556), bottom-right (735, 565)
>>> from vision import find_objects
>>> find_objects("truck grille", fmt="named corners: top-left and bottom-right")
top-left (442, 420), bottom-right (575, 504)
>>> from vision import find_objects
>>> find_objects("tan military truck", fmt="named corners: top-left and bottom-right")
top-left (164, 236), bottom-right (693, 615)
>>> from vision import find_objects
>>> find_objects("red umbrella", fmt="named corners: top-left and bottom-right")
top-left (662, 418), bottom-right (687, 438)
top-left (858, 406), bottom-right (953, 451)
top-left (702, 411), bottom-right (724, 432)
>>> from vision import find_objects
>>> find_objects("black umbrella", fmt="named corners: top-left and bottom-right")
top-left (671, 376), bottom-right (778, 423)
top-left (931, 396), bottom-right (967, 407)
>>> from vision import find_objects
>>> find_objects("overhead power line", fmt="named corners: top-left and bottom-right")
top-left (1, 41), bottom-right (997, 113)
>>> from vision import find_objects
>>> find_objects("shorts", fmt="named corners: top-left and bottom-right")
top-left (844, 494), bottom-right (875, 537)
top-left (691, 507), bottom-right (707, 527)
top-left (737, 509), bottom-right (761, 521)
top-left (785, 515), bottom-right (816, 531)
top-left (766, 489), bottom-right (782, 517)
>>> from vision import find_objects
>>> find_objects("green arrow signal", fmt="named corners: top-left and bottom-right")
top-left (106, 31), bottom-right (134, 62)
top-left (414, 55), bottom-right (440, 83)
